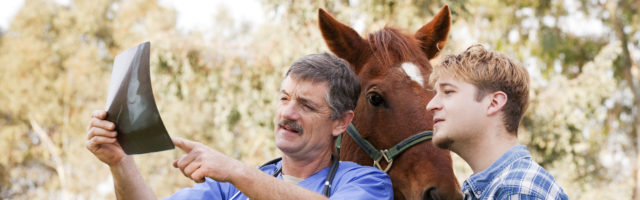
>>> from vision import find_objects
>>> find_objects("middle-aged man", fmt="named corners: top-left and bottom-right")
top-left (426, 44), bottom-right (569, 199)
top-left (86, 53), bottom-right (393, 200)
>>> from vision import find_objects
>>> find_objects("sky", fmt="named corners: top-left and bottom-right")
top-left (0, 0), bottom-right (24, 29)
top-left (159, 0), bottom-right (264, 32)
top-left (0, 0), bottom-right (264, 32)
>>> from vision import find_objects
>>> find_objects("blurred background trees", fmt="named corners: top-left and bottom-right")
top-left (0, 0), bottom-right (638, 199)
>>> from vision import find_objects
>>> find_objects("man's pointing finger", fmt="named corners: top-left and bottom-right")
top-left (172, 137), bottom-right (195, 153)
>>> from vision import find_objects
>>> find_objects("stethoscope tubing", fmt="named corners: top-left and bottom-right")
top-left (228, 155), bottom-right (339, 200)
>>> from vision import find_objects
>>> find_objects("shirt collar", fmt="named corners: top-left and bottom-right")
top-left (462, 145), bottom-right (530, 198)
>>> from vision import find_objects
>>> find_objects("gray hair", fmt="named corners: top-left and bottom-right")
top-left (285, 53), bottom-right (361, 120)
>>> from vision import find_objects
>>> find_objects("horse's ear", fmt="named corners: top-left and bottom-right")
top-left (318, 8), bottom-right (370, 73)
top-left (415, 5), bottom-right (451, 60)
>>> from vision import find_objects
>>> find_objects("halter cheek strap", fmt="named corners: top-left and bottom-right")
top-left (336, 123), bottom-right (433, 173)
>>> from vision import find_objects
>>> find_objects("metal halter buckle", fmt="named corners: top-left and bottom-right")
top-left (373, 149), bottom-right (394, 173)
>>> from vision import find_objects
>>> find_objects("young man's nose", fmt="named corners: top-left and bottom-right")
top-left (426, 97), bottom-right (441, 112)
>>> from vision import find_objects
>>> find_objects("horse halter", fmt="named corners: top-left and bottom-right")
top-left (336, 123), bottom-right (433, 173)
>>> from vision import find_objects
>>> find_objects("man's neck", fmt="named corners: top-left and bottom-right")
top-left (454, 129), bottom-right (518, 174)
top-left (281, 150), bottom-right (332, 179)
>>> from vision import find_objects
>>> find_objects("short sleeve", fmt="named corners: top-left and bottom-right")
top-left (329, 167), bottom-right (393, 200)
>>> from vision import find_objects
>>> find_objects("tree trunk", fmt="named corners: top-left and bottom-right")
top-left (618, 23), bottom-right (640, 200)
top-left (635, 115), bottom-right (640, 200)
top-left (607, 1), bottom-right (640, 199)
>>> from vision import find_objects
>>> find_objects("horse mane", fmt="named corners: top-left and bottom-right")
top-left (366, 28), bottom-right (431, 71)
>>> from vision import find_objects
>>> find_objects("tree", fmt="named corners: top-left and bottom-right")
top-left (1, 0), bottom-right (637, 198)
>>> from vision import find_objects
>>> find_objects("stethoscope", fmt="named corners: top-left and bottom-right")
top-left (228, 155), bottom-right (340, 200)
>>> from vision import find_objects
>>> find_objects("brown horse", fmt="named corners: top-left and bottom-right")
top-left (319, 5), bottom-right (463, 200)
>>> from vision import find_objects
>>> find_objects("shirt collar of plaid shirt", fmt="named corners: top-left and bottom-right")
top-left (462, 145), bottom-right (530, 198)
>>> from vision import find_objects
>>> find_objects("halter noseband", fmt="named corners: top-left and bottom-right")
top-left (336, 123), bottom-right (433, 173)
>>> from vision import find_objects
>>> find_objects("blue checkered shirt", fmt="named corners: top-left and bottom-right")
top-left (462, 145), bottom-right (569, 200)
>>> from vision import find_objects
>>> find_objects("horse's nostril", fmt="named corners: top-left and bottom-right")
top-left (422, 187), bottom-right (440, 200)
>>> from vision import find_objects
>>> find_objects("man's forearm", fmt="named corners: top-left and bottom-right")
top-left (230, 164), bottom-right (328, 200)
top-left (110, 156), bottom-right (157, 200)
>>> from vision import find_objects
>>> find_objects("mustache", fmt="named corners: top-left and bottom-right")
top-left (278, 119), bottom-right (303, 134)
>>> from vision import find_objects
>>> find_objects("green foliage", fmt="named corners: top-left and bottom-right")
top-left (523, 41), bottom-right (621, 179)
top-left (537, 27), bottom-right (607, 78)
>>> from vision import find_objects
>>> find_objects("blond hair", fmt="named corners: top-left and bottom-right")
top-left (430, 44), bottom-right (530, 134)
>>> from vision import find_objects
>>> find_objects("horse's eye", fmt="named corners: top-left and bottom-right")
top-left (367, 92), bottom-right (384, 107)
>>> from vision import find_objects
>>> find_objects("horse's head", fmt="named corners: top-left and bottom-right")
top-left (319, 6), bottom-right (462, 200)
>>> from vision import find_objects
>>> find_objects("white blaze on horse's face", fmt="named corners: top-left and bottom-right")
top-left (400, 62), bottom-right (424, 88)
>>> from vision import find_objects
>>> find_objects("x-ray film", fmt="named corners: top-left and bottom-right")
top-left (105, 41), bottom-right (174, 155)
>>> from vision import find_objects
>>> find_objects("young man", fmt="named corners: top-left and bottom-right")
top-left (426, 44), bottom-right (569, 199)
top-left (86, 53), bottom-right (393, 199)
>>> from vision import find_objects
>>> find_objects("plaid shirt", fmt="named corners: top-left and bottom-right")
top-left (462, 145), bottom-right (569, 200)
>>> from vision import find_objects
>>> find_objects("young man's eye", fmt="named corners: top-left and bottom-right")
top-left (444, 90), bottom-right (454, 94)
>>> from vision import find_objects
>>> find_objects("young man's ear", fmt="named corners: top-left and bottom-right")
top-left (332, 110), bottom-right (354, 137)
top-left (487, 91), bottom-right (508, 116)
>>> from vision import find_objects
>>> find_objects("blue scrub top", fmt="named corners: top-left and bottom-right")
top-left (164, 160), bottom-right (393, 200)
